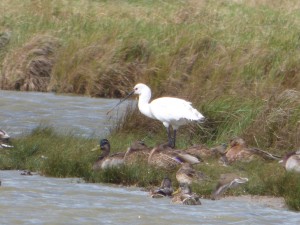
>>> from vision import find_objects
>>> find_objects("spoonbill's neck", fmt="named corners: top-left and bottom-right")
top-left (137, 90), bottom-right (154, 119)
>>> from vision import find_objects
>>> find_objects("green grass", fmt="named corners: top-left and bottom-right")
top-left (1, 127), bottom-right (300, 210)
top-left (1, 0), bottom-right (300, 211)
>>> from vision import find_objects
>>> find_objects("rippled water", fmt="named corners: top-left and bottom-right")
top-left (0, 171), bottom-right (299, 225)
top-left (1, 91), bottom-right (299, 224)
top-left (0, 90), bottom-right (129, 137)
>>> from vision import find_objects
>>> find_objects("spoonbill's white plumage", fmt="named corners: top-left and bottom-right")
top-left (111, 83), bottom-right (204, 148)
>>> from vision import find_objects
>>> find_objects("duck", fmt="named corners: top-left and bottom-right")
top-left (176, 163), bottom-right (208, 185)
top-left (184, 143), bottom-right (224, 160)
top-left (279, 150), bottom-right (300, 173)
top-left (20, 170), bottom-right (33, 176)
top-left (171, 183), bottom-right (201, 205)
top-left (150, 177), bottom-right (174, 198)
top-left (124, 140), bottom-right (152, 165)
top-left (148, 143), bottom-right (200, 170)
top-left (185, 143), bottom-right (229, 165)
top-left (0, 129), bottom-right (13, 149)
top-left (92, 139), bottom-right (125, 170)
top-left (211, 173), bottom-right (249, 200)
top-left (225, 137), bottom-right (281, 163)
top-left (224, 137), bottom-right (254, 163)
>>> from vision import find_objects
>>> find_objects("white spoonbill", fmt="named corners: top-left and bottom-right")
top-left (108, 83), bottom-right (204, 148)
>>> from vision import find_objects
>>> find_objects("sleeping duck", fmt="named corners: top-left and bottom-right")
top-left (148, 143), bottom-right (200, 170)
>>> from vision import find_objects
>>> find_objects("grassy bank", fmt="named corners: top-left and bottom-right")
top-left (0, 0), bottom-right (300, 210)
top-left (1, 0), bottom-right (299, 151)
top-left (1, 127), bottom-right (300, 211)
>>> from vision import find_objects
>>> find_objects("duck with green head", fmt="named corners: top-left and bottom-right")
top-left (92, 139), bottom-right (125, 170)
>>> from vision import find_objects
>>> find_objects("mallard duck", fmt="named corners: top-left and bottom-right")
top-left (184, 143), bottom-right (226, 160)
top-left (92, 139), bottom-right (125, 170)
top-left (172, 183), bottom-right (201, 205)
top-left (148, 143), bottom-right (200, 170)
top-left (280, 150), bottom-right (300, 173)
top-left (150, 177), bottom-right (174, 198)
top-left (211, 173), bottom-right (249, 200)
top-left (185, 143), bottom-right (228, 165)
top-left (176, 163), bottom-right (208, 185)
top-left (124, 140), bottom-right (152, 165)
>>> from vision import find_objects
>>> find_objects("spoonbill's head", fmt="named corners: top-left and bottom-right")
top-left (132, 83), bottom-right (151, 96)
top-left (100, 139), bottom-right (110, 151)
top-left (106, 83), bottom-right (150, 115)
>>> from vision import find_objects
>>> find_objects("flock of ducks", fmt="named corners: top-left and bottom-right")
top-left (1, 126), bottom-right (300, 204)
top-left (90, 136), bottom-right (300, 205)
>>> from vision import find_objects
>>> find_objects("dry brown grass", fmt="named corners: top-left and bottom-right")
top-left (1, 35), bottom-right (61, 91)
top-left (243, 89), bottom-right (300, 152)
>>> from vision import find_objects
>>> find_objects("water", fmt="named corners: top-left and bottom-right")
top-left (0, 171), bottom-right (299, 225)
top-left (1, 90), bottom-right (300, 224)
top-left (0, 90), bottom-right (130, 137)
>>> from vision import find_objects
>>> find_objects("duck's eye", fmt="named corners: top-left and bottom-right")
top-left (134, 88), bottom-right (138, 90)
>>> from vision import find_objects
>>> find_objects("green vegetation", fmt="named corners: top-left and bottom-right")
top-left (1, 127), bottom-right (300, 210)
top-left (1, 0), bottom-right (300, 210)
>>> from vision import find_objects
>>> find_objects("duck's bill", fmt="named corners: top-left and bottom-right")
top-left (91, 145), bottom-right (100, 151)
top-left (106, 90), bottom-right (135, 115)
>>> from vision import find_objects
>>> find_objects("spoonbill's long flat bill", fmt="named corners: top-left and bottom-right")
top-left (107, 83), bottom-right (204, 148)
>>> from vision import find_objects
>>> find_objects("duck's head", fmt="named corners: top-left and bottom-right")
top-left (229, 137), bottom-right (246, 148)
top-left (128, 140), bottom-right (149, 151)
top-left (161, 177), bottom-right (172, 189)
top-left (100, 139), bottom-right (110, 151)
top-left (180, 183), bottom-right (192, 195)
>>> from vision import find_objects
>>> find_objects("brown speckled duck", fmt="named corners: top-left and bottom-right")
top-left (148, 143), bottom-right (200, 170)
top-left (225, 137), bottom-right (281, 163)
top-left (92, 139), bottom-right (125, 170)
top-left (124, 140), bottom-right (152, 165)
top-left (225, 137), bottom-right (254, 163)
top-left (184, 144), bottom-right (211, 160)
top-left (211, 173), bottom-right (249, 200)
top-left (280, 150), bottom-right (300, 173)
top-left (176, 163), bottom-right (208, 185)
top-left (172, 183), bottom-right (201, 205)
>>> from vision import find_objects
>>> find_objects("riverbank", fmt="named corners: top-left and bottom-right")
top-left (1, 0), bottom-right (299, 152)
top-left (1, 127), bottom-right (300, 211)
top-left (1, 0), bottom-right (299, 211)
